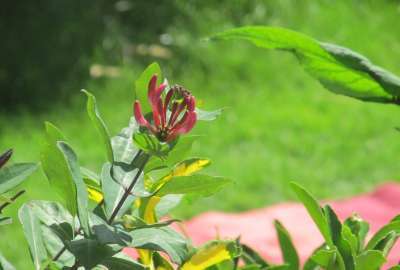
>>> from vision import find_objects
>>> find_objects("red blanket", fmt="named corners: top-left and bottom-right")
top-left (182, 182), bottom-right (400, 268)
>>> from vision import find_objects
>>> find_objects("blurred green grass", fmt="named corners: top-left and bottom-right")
top-left (1, 1), bottom-right (400, 268)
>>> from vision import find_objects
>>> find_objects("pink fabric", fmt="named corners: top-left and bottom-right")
top-left (181, 183), bottom-right (400, 268)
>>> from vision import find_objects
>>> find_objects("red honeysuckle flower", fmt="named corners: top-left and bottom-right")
top-left (134, 74), bottom-right (197, 142)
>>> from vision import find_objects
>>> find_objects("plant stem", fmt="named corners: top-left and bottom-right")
top-left (108, 150), bottom-right (149, 224)
top-left (52, 246), bottom-right (67, 262)
top-left (0, 190), bottom-right (25, 213)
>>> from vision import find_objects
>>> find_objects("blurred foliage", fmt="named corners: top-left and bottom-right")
top-left (0, 0), bottom-right (183, 112)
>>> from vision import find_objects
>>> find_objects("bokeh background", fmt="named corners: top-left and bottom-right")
top-left (1, 1), bottom-right (400, 268)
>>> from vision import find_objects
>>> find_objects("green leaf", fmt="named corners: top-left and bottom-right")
top-left (290, 182), bottom-right (332, 245)
top-left (111, 117), bottom-right (140, 164)
top-left (24, 200), bottom-right (74, 241)
top-left (344, 215), bottom-right (370, 253)
top-left (0, 163), bottom-right (37, 194)
top-left (355, 250), bottom-right (386, 270)
top-left (129, 227), bottom-right (189, 265)
top-left (388, 267), bottom-right (400, 270)
top-left (157, 174), bottom-right (231, 197)
top-left (274, 220), bottom-right (299, 270)
top-left (67, 239), bottom-right (119, 269)
top-left (324, 205), bottom-right (355, 270)
top-left (82, 89), bottom-right (114, 163)
top-left (365, 220), bottom-right (400, 250)
top-left (99, 253), bottom-right (145, 270)
top-left (57, 141), bottom-right (90, 236)
top-left (19, 203), bottom-right (48, 270)
top-left (212, 26), bottom-right (399, 103)
top-left (0, 253), bottom-right (15, 270)
top-left (134, 62), bottom-right (162, 113)
top-left (373, 231), bottom-right (398, 257)
top-left (240, 244), bottom-right (269, 267)
top-left (309, 249), bottom-right (336, 269)
top-left (41, 122), bottom-right (77, 216)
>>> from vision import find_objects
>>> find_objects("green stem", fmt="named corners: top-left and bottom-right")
top-left (108, 150), bottom-right (149, 224)
top-left (0, 190), bottom-right (25, 213)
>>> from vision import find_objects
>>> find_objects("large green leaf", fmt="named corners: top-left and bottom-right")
top-left (82, 90), bottom-right (114, 163)
top-left (41, 122), bottom-right (77, 216)
top-left (212, 26), bottom-right (400, 103)
top-left (129, 227), bottom-right (189, 265)
top-left (290, 182), bottom-right (332, 245)
top-left (57, 141), bottom-right (90, 236)
top-left (19, 203), bottom-right (48, 270)
top-left (41, 225), bottom-right (75, 267)
top-left (354, 250), bottom-right (386, 270)
top-left (365, 220), bottom-right (400, 250)
top-left (134, 62), bottom-right (162, 113)
top-left (0, 163), bottom-right (37, 194)
top-left (274, 220), bottom-right (299, 270)
top-left (157, 174), bottom-right (231, 197)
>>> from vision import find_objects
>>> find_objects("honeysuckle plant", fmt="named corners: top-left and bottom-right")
top-left (13, 63), bottom-right (238, 270)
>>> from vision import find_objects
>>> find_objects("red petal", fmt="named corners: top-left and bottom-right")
top-left (147, 74), bottom-right (158, 102)
top-left (163, 88), bottom-right (175, 119)
top-left (134, 101), bottom-right (157, 133)
top-left (168, 111), bottom-right (197, 141)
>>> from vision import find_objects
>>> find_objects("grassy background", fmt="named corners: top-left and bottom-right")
top-left (1, 1), bottom-right (400, 268)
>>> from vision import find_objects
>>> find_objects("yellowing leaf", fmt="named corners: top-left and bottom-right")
top-left (181, 242), bottom-right (232, 270)
top-left (144, 196), bottom-right (161, 224)
top-left (154, 158), bottom-right (211, 191)
top-left (87, 187), bottom-right (103, 203)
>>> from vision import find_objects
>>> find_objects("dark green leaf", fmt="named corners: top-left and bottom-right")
top-left (67, 239), bottom-right (119, 269)
top-left (82, 90), bottom-right (114, 163)
top-left (274, 220), bottom-right (299, 270)
top-left (240, 244), bottom-right (269, 267)
top-left (324, 205), bottom-right (355, 270)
